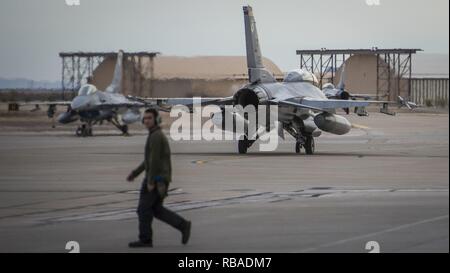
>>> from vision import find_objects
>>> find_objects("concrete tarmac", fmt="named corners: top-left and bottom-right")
top-left (0, 112), bottom-right (448, 252)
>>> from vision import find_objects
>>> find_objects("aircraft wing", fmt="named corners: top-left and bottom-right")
top-left (300, 98), bottom-right (372, 109)
top-left (92, 97), bottom-right (234, 112)
top-left (349, 94), bottom-right (374, 100)
top-left (127, 94), bottom-right (413, 114)
top-left (273, 100), bottom-right (325, 112)
top-left (9, 101), bottom-right (72, 106)
top-left (272, 98), bottom-right (371, 111)
top-left (272, 97), bottom-right (404, 112)
top-left (95, 101), bottom-right (148, 110)
top-left (128, 96), bottom-right (235, 111)
top-left (0, 101), bottom-right (72, 117)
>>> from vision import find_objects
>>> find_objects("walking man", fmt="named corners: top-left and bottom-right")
top-left (127, 108), bottom-right (191, 248)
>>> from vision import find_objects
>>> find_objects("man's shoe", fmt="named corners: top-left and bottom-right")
top-left (128, 240), bottom-right (153, 248)
top-left (181, 221), bottom-right (191, 245)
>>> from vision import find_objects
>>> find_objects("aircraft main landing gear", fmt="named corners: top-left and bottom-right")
top-left (304, 135), bottom-right (315, 155)
top-left (110, 117), bottom-right (130, 136)
top-left (120, 124), bottom-right (129, 136)
top-left (238, 136), bottom-right (249, 154)
top-left (237, 135), bottom-right (258, 154)
top-left (295, 141), bottom-right (302, 154)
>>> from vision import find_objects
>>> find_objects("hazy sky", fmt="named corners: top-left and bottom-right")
top-left (0, 0), bottom-right (448, 81)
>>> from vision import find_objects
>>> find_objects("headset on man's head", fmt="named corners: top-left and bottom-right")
top-left (142, 108), bottom-right (162, 126)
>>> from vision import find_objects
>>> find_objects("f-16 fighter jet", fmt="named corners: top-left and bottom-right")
top-left (27, 50), bottom-right (149, 136)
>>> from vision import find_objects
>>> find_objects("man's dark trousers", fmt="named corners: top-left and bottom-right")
top-left (137, 178), bottom-right (187, 243)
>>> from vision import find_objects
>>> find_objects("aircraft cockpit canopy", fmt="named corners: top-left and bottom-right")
top-left (283, 69), bottom-right (319, 87)
top-left (78, 84), bottom-right (98, 96)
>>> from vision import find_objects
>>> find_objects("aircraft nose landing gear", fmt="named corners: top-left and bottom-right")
top-left (286, 124), bottom-right (315, 155)
top-left (76, 124), bottom-right (93, 137)
top-left (120, 124), bottom-right (129, 136)
top-left (295, 136), bottom-right (315, 155)
top-left (110, 117), bottom-right (130, 136)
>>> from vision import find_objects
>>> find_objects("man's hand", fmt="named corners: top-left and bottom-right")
top-left (126, 172), bottom-right (135, 182)
top-left (153, 175), bottom-right (163, 183)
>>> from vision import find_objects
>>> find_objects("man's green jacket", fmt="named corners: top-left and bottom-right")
top-left (132, 126), bottom-right (172, 186)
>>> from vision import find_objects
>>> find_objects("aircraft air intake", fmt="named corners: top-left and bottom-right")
top-left (122, 109), bottom-right (142, 124)
top-left (57, 111), bottom-right (79, 124)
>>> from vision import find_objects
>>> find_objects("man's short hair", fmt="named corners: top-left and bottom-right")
top-left (144, 108), bottom-right (159, 118)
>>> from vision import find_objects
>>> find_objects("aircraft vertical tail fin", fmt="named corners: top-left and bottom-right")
top-left (243, 6), bottom-right (276, 84)
top-left (106, 50), bottom-right (123, 93)
top-left (337, 63), bottom-right (346, 91)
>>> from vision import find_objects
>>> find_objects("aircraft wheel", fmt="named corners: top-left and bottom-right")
top-left (238, 137), bottom-right (248, 154)
top-left (75, 126), bottom-right (83, 137)
top-left (81, 128), bottom-right (88, 137)
top-left (304, 136), bottom-right (315, 155)
top-left (295, 142), bottom-right (302, 154)
top-left (75, 125), bottom-right (89, 137)
top-left (121, 125), bottom-right (129, 135)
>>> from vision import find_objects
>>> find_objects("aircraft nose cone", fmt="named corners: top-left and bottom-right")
top-left (71, 96), bottom-right (90, 111)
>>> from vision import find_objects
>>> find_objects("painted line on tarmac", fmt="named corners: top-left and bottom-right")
top-left (40, 188), bottom-right (448, 224)
top-left (298, 214), bottom-right (450, 253)
top-left (352, 123), bottom-right (370, 130)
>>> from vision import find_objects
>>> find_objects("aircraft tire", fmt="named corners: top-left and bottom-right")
top-left (121, 125), bottom-right (129, 135)
top-left (305, 136), bottom-right (315, 155)
top-left (295, 142), bottom-right (301, 154)
top-left (238, 137), bottom-right (248, 154)
top-left (76, 126), bottom-right (83, 137)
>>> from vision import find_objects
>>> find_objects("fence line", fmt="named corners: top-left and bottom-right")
top-left (410, 78), bottom-right (449, 107)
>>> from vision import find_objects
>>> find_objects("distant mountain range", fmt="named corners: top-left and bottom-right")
top-left (412, 53), bottom-right (449, 78)
top-left (0, 77), bottom-right (61, 90)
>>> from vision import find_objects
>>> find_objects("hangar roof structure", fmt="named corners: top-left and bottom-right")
top-left (296, 48), bottom-right (422, 99)
top-left (59, 52), bottom-right (283, 98)
top-left (59, 51), bottom-right (160, 98)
